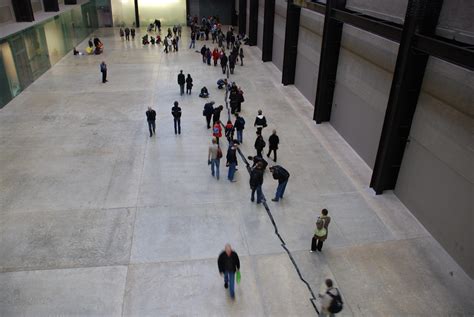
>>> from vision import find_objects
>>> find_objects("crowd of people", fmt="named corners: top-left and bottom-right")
top-left (95, 15), bottom-right (343, 316)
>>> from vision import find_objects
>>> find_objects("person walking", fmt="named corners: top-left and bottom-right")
top-left (254, 110), bottom-right (267, 134)
top-left (208, 138), bottom-right (222, 180)
top-left (203, 101), bottom-right (215, 129)
top-left (189, 31), bottom-right (196, 49)
top-left (220, 53), bottom-right (228, 75)
top-left (131, 28), bottom-right (135, 40)
top-left (234, 113), bottom-right (245, 144)
top-left (171, 101), bottom-right (182, 135)
top-left (254, 131), bottom-right (266, 158)
top-left (239, 47), bottom-right (244, 66)
top-left (146, 106), bottom-right (156, 137)
top-left (226, 142), bottom-right (239, 182)
top-left (177, 70), bottom-right (185, 96)
top-left (311, 218), bottom-right (327, 252)
top-left (119, 28), bottom-right (124, 39)
top-left (269, 165), bottom-right (290, 202)
top-left (250, 162), bottom-right (265, 204)
top-left (320, 209), bottom-right (331, 230)
top-left (186, 74), bottom-right (193, 94)
top-left (213, 120), bottom-right (222, 144)
top-left (217, 244), bottom-right (240, 299)
top-left (267, 130), bottom-right (280, 162)
top-left (100, 61), bottom-right (107, 83)
top-left (212, 47), bottom-right (220, 66)
top-left (319, 279), bottom-right (344, 316)
top-left (229, 52), bottom-right (236, 74)
top-left (125, 27), bottom-right (130, 41)
top-left (200, 45), bottom-right (207, 63)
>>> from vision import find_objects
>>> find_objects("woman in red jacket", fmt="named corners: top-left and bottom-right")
top-left (213, 120), bottom-right (222, 144)
top-left (212, 48), bottom-right (220, 66)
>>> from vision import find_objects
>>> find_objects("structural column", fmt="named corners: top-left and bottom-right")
top-left (262, 0), bottom-right (275, 62)
top-left (281, 0), bottom-right (301, 85)
top-left (12, 0), bottom-right (34, 22)
top-left (134, 0), bottom-right (140, 27)
top-left (370, 0), bottom-right (443, 194)
top-left (239, 0), bottom-right (247, 35)
top-left (64, 0), bottom-right (77, 4)
top-left (43, 0), bottom-right (59, 12)
top-left (248, 0), bottom-right (259, 46)
top-left (313, 0), bottom-right (345, 123)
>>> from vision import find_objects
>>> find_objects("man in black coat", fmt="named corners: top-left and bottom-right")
top-left (269, 165), bottom-right (290, 202)
top-left (146, 106), bottom-right (156, 137)
top-left (177, 70), bottom-right (186, 95)
top-left (220, 53), bottom-right (228, 75)
top-left (267, 129), bottom-right (280, 162)
top-left (171, 101), bottom-right (182, 135)
top-left (217, 244), bottom-right (240, 298)
top-left (203, 101), bottom-right (215, 129)
top-left (249, 162), bottom-right (265, 204)
top-left (254, 131), bottom-right (266, 158)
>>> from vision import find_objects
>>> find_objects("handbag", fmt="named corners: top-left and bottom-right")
top-left (217, 146), bottom-right (223, 159)
top-left (236, 271), bottom-right (241, 284)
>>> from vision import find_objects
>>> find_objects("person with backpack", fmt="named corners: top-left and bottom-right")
top-left (146, 106), bottom-right (156, 137)
top-left (248, 155), bottom-right (268, 170)
top-left (217, 244), bottom-right (240, 298)
top-left (234, 113), bottom-right (245, 144)
top-left (203, 101), bottom-right (215, 129)
top-left (249, 162), bottom-right (265, 204)
top-left (171, 101), bottom-right (182, 135)
top-left (177, 70), bottom-right (185, 95)
top-left (254, 131), bottom-right (266, 158)
top-left (208, 138), bottom-right (221, 180)
top-left (185, 74), bottom-right (193, 95)
top-left (319, 279), bottom-right (343, 316)
top-left (212, 105), bottom-right (224, 125)
top-left (267, 130), bottom-right (280, 162)
top-left (254, 110), bottom-right (267, 134)
top-left (213, 120), bottom-right (222, 144)
top-left (269, 165), bottom-right (290, 202)
top-left (311, 218), bottom-right (327, 252)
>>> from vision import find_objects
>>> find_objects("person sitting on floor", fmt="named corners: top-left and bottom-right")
top-left (142, 35), bottom-right (149, 45)
top-left (199, 86), bottom-right (210, 98)
top-left (217, 78), bottom-right (229, 90)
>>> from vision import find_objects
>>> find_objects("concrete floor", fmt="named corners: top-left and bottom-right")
top-left (0, 28), bottom-right (473, 316)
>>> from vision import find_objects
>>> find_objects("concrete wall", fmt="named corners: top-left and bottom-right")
top-left (257, 0), bottom-right (264, 50)
top-left (294, 8), bottom-right (324, 106)
top-left (331, 25), bottom-right (398, 168)
top-left (246, 0), bottom-right (249, 35)
top-left (198, 0), bottom-right (232, 25)
top-left (395, 58), bottom-right (474, 278)
top-left (0, 0), bottom-right (14, 24)
top-left (345, 0), bottom-right (407, 23)
top-left (272, 0), bottom-right (286, 71)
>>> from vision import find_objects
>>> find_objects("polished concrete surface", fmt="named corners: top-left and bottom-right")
top-left (0, 28), bottom-right (473, 316)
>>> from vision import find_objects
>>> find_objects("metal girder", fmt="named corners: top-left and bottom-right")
top-left (313, 0), bottom-right (345, 123)
top-left (249, 0), bottom-right (259, 46)
top-left (282, 0), bottom-right (301, 85)
top-left (262, 0), bottom-right (275, 62)
top-left (413, 34), bottom-right (474, 71)
top-left (239, 0), bottom-right (247, 35)
top-left (370, 0), bottom-right (444, 194)
top-left (134, 0), bottom-right (139, 27)
top-left (12, 0), bottom-right (34, 22)
top-left (43, 0), bottom-right (59, 12)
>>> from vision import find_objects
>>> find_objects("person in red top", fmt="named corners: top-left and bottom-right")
top-left (213, 120), bottom-right (222, 144)
top-left (212, 48), bottom-right (220, 66)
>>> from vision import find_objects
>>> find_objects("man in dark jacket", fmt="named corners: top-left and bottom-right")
top-left (226, 142), bottom-right (238, 182)
top-left (234, 113), bottom-right (245, 144)
top-left (269, 165), bottom-right (290, 202)
top-left (203, 101), bottom-right (215, 129)
top-left (248, 155), bottom-right (268, 170)
top-left (100, 61), bottom-right (107, 83)
top-left (146, 106), bottom-right (156, 137)
top-left (177, 70), bottom-right (186, 95)
top-left (220, 53), bottom-right (228, 75)
top-left (213, 105), bottom-right (224, 125)
top-left (171, 101), bottom-right (182, 135)
top-left (254, 131), bottom-right (266, 158)
top-left (250, 162), bottom-right (265, 203)
top-left (267, 129), bottom-right (280, 162)
top-left (217, 244), bottom-right (240, 298)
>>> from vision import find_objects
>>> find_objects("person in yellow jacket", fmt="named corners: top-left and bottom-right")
top-left (311, 218), bottom-right (327, 252)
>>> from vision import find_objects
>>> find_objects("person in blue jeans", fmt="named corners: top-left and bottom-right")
top-left (208, 138), bottom-right (220, 180)
top-left (250, 162), bottom-right (265, 204)
top-left (269, 165), bottom-right (290, 202)
top-left (234, 113), bottom-right (245, 144)
top-left (217, 244), bottom-right (240, 298)
top-left (226, 142), bottom-right (239, 182)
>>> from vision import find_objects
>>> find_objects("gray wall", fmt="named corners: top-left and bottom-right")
top-left (294, 8), bottom-right (324, 106)
top-left (0, 0), bottom-right (14, 24)
top-left (331, 25), bottom-right (398, 168)
top-left (257, 0), bottom-right (264, 50)
top-left (199, 0), bottom-right (232, 25)
top-left (395, 58), bottom-right (474, 278)
top-left (272, 0), bottom-right (286, 71)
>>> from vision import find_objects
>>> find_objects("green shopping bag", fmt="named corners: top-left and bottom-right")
top-left (236, 271), bottom-right (241, 284)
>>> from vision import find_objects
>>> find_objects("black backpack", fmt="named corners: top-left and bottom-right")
top-left (327, 288), bottom-right (343, 313)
